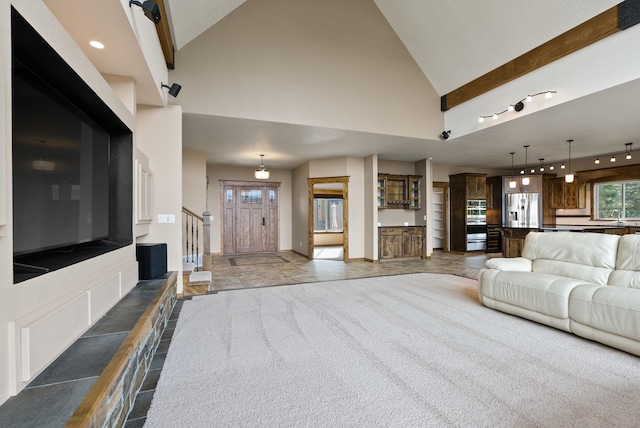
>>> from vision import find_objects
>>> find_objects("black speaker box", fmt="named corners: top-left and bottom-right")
top-left (136, 243), bottom-right (167, 280)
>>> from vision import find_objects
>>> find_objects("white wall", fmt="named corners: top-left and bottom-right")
top-left (292, 161), bottom-right (311, 256)
top-left (346, 157), bottom-right (365, 260)
top-left (206, 165), bottom-right (293, 254)
top-left (136, 106), bottom-right (184, 292)
top-left (182, 149), bottom-right (207, 215)
top-left (170, 0), bottom-right (442, 140)
top-left (364, 155), bottom-right (377, 261)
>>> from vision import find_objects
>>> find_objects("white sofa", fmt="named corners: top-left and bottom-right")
top-left (478, 231), bottom-right (640, 356)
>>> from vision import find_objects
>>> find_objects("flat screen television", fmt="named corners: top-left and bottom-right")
top-left (11, 7), bottom-right (132, 283)
top-left (12, 62), bottom-right (110, 256)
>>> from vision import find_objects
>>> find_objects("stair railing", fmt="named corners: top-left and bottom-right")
top-left (182, 207), bottom-right (204, 270)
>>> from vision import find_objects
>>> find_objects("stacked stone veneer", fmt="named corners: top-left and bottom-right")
top-left (66, 272), bottom-right (178, 427)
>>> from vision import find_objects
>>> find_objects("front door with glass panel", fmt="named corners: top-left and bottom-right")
top-left (222, 184), bottom-right (278, 254)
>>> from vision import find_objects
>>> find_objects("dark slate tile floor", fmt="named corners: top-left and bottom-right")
top-left (0, 275), bottom-right (171, 428)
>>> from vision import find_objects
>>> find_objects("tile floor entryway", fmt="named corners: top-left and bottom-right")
top-left (208, 249), bottom-right (498, 292)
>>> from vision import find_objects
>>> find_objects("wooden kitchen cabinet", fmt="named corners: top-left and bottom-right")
top-left (466, 175), bottom-right (487, 199)
top-left (504, 175), bottom-right (542, 194)
top-left (377, 174), bottom-right (422, 209)
top-left (377, 174), bottom-right (387, 208)
top-left (408, 175), bottom-right (422, 209)
top-left (403, 227), bottom-right (424, 257)
top-left (449, 173), bottom-right (488, 253)
top-left (379, 226), bottom-right (424, 260)
top-left (379, 227), bottom-right (403, 259)
top-left (504, 237), bottom-right (525, 258)
top-left (548, 178), bottom-right (585, 209)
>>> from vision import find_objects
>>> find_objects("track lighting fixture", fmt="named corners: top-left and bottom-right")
top-left (255, 154), bottom-right (270, 180)
top-left (161, 82), bottom-right (182, 97)
top-left (589, 143), bottom-right (636, 165)
top-left (478, 91), bottom-right (556, 123)
top-left (549, 164), bottom-right (555, 171)
top-left (440, 130), bottom-right (451, 140)
top-left (539, 159), bottom-right (545, 172)
top-left (129, 0), bottom-right (161, 24)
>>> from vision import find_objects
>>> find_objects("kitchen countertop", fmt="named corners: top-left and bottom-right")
top-left (493, 224), bottom-right (636, 231)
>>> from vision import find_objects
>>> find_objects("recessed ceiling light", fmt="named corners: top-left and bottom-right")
top-left (89, 40), bottom-right (105, 49)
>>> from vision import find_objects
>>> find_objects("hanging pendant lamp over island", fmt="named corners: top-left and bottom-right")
top-left (521, 145), bottom-right (530, 186)
top-left (509, 152), bottom-right (517, 189)
top-left (565, 139), bottom-right (574, 183)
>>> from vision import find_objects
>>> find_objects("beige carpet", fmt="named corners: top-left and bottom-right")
top-left (145, 273), bottom-right (640, 427)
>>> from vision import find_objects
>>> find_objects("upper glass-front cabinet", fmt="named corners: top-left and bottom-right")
top-left (377, 175), bottom-right (387, 208)
top-left (408, 175), bottom-right (421, 210)
top-left (377, 174), bottom-right (421, 210)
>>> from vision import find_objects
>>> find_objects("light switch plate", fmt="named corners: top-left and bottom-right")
top-left (158, 214), bottom-right (175, 224)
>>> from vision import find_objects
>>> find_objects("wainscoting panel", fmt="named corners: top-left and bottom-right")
top-left (120, 262), bottom-right (140, 296)
top-left (20, 293), bottom-right (89, 381)
top-left (89, 275), bottom-right (120, 324)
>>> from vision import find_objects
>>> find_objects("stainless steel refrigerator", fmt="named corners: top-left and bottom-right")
top-left (505, 193), bottom-right (541, 228)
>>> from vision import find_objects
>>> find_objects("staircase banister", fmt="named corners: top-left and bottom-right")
top-left (182, 206), bottom-right (204, 221)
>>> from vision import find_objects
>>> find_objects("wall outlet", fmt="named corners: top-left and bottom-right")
top-left (423, 215), bottom-right (427, 221)
top-left (158, 214), bottom-right (175, 224)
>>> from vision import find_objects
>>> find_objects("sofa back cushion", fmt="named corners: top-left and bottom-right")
top-left (522, 232), bottom-right (619, 285)
top-left (609, 234), bottom-right (640, 288)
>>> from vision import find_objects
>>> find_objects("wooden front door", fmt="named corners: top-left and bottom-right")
top-left (222, 183), bottom-right (279, 254)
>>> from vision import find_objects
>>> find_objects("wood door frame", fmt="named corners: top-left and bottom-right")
top-left (220, 180), bottom-right (281, 254)
top-left (433, 181), bottom-right (450, 252)
top-left (308, 177), bottom-right (349, 261)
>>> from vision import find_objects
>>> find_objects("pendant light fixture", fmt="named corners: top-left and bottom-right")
top-left (539, 158), bottom-right (545, 172)
top-left (565, 139), bottom-right (574, 183)
top-left (254, 154), bottom-right (270, 180)
top-left (626, 142), bottom-right (633, 160)
top-left (509, 152), bottom-right (517, 189)
top-left (521, 145), bottom-right (530, 186)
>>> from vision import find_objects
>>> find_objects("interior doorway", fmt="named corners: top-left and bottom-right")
top-left (308, 177), bottom-right (349, 261)
top-left (221, 181), bottom-right (280, 254)
top-left (432, 182), bottom-right (449, 251)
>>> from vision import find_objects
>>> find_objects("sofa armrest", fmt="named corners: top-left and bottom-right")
top-left (485, 257), bottom-right (532, 272)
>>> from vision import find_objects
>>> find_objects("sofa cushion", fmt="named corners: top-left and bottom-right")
top-left (569, 284), bottom-right (640, 342)
top-left (522, 232), bottom-right (619, 268)
top-left (479, 269), bottom-right (589, 320)
top-left (484, 257), bottom-right (532, 271)
top-left (532, 259), bottom-right (612, 286)
top-left (609, 234), bottom-right (640, 289)
top-left (521, 232), bottom-right (619, 285)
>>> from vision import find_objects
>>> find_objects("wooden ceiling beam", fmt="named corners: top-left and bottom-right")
top-left (441, 0), bottom-right (640, 111)
top-left (155, 0), bottom-right (175, 69)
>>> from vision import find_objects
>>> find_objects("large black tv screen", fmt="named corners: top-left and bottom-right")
top-left (12, 65), bottom-right (110, 256)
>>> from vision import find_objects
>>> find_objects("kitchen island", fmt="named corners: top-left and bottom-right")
top-left (495, 224), bottom-right (639, 257)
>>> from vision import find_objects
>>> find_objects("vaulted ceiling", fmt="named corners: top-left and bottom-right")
top-left (45, 0), bottom-right (639, 170)
top-left (168, 0), bottom-right (619, 96)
